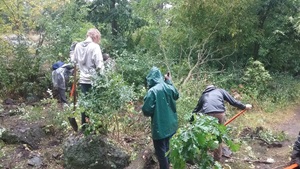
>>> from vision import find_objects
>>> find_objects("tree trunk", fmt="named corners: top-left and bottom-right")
top-left (110, 0), bottom-right (118, 36)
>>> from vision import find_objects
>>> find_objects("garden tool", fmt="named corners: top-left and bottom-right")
top-left (68, 117), bottom-right (78, 132)
top-left (221, 109), bottom-right (248, 158)
top-left (224, 109), bottom-right (247, 126)
top-left (68, 65), bottom-right (78, 132)
top-left (284, 164), bottom-right (298, 169)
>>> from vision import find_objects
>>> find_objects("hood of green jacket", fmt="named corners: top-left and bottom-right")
top-left (146, 67), bottom-right (164, 88)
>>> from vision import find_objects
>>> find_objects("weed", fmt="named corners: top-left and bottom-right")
top-left (258, 129), bottom-right (287, 144)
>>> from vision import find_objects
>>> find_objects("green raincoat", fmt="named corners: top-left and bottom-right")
top-left (142, 67), bottom-right (179, 140)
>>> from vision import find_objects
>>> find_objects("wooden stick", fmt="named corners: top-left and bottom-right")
top-left (243, 159), bottom-right (274, 164)
top-left (224, 109), bottom-right (247, 126)
top-left (70, 65), bottom-right (77, 111)
top-left (284, 164), bottom-right (299, 169)
top-left (68, 65), bottom-right (78, 132)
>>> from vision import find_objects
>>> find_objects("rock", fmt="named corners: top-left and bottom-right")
top-left (28, 156), bottom-right (43, 167)
top-left (63, 135), bottom-right (130, 169)
top-left (266, 158), bottom-right (275, 163)
top-left (4, 98), bottom-right (14, 105)
top-left (0, 124), bottom-right (46, 149)
top-left (222, 146), bottom-right (232, 158)
top-left (0, 127), bottom-right (20, 144)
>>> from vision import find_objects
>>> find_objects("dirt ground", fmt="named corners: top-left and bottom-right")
top-left (0, 103), bottom-right (300, 169)
top-left (225, 105), bottom-right (300, 169)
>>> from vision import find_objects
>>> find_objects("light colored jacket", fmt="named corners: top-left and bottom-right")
top-left (73, 37), bottom-right (104, 84)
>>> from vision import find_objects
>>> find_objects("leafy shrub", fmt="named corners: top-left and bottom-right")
top-left (242, 58), bottom-right (272, 99)
top-left (115, 50), bottom-right (154, 89)
top-left (169, 115), bottom-right (239, 169)
top-left (0, 39), bottom-right (50, 100)
top-left (78, 72), bottom-right (136, 135)
top-left (257, 129), bottom-right (287, 144)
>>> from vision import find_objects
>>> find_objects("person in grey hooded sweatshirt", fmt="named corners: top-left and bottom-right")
top-left (192, 85), bottom-right (252, 162)
top-left (73, 28), bottom-right (104, 129)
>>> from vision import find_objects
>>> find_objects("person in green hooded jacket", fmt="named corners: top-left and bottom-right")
top-left (142, 67), bottom-right (179, 169)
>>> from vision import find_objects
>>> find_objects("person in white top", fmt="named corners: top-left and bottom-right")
top-left (73, 28), bottom-right (104, 130)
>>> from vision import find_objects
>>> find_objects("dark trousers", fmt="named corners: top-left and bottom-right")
top-left (153, 136), bottom-right (172, 169)
top-left (58, 88), bottom-right (68, 104)
top-left (53, 88), bottom-right (68, 104)
top-left (291, 149), bottom-right (300, 168)
top-left (80, 83), bottom-right (92, 125)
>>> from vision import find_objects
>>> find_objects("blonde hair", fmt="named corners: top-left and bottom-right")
top-left (86, 28), bottom-right (101, 42)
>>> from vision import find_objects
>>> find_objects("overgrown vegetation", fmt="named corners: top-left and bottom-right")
top-left (77, 72), bottom-right (137, 135)
top-left (1, 0), bottom-right (300, 168)
top-left (169, 115), bottom-right (240, 169)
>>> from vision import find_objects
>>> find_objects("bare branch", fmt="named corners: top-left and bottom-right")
top-left (180, 36), bottom-right (234, 89)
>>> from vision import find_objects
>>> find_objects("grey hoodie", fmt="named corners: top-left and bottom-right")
top-left (73, 37), bottom-right (104, 84)
top-left (192, 85), bottom-right (246, 114)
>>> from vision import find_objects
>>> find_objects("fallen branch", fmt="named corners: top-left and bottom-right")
top-left (244, 159), bottom-right (274, 164)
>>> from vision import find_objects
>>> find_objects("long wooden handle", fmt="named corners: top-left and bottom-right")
top-left (224, 109), bottom-right (247, 126)
top-left (70, 83), bottom-right (75, 97)
top-left (284, 164), bottom-right (299, 169)
top-left (72, 65), bottom-right (77, 111)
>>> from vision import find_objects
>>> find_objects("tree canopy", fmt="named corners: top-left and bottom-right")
top-left (1, 0), bottom-right (300, 99)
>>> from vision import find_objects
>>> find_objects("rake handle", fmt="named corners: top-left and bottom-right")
top-left (284, 164), bottom-right (299, 169)
top-left (224, 109), bottom-right (247, 126)
top-left (70, 65), bottom-right (77, 111)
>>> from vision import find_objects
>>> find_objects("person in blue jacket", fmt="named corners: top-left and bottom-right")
top-left (192, 84), bottom-right (252, 161)
top-left (142, 67), bottom-right (179, 169)
top-left (52, 61), bottom-right (73, 104)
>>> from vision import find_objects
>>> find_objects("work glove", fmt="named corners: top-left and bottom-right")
top-left (245, 104), bottom-right (252, 110)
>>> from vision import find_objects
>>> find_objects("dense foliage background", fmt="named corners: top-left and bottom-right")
top-left (1, 0), bottom-right (300, 133)
top-left (1, 0), bottom-right (300, 168)
top-left (1, 0), bottom-right (300, 104)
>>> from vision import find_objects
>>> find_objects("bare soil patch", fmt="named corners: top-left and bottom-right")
top-left (226, 105), bottom-right (300, 169)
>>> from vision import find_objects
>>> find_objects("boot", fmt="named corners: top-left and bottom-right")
top-left (68, 117), bottom-right (78, 132)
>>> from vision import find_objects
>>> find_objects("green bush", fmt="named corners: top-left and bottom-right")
top-left (78, 72), bottom-right (136, 135)
top-left (242, 58), bottom-right (272, 99)
top-left (0, 40), bottom-right (49, 100)
top-left (115, 50), bottom-right (154, 89)
top-left (169, 115), bottom-right (239, 169)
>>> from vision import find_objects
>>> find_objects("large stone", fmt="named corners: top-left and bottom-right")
top-left (0, 125), bottom-right (46, 149)
top-left (63, 135), bottom-right (130, 169)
